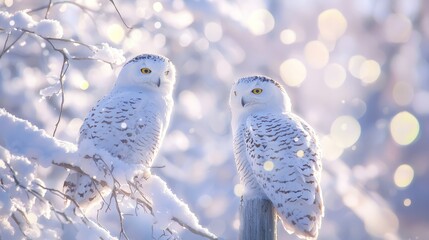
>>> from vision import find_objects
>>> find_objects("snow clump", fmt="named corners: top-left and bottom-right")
top-left (35, 19), bottom-right (63, 38)
top-left (11, 11), bottom-right (36, 29)
top-left (0, 11), bottom-right (12, 29)
top-left (92, 43), bottom-right (126, 65)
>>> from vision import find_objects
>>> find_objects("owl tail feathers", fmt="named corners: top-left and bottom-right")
top-left (63, 173), bottom-right (106, 211)
top-left (63, 172), bottom-right (80, 207)
top-left (278, 212), bottom-right (321, 240)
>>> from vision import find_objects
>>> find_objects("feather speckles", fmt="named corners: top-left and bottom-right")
top-left (64, 54), bottom-right (175, 210)
top-left (230, 77), bottom-right (323, 239)
top-left (237, 75), bottom-right (285, 92)
top-left (126, 54), bottom-right (169, 65)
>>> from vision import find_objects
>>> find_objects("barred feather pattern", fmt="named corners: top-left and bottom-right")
top-left (64, 90), bottom-right (171, 208)
top-left (79, 91), bottom-right (165, 166)
top-left (234, 112), bottom-right (323, 239)
top-left (233, 127), bottom-right (265, 197)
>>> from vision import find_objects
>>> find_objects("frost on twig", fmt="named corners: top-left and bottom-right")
top-left (0, 109), bottom-right (217, 240)
top-left (0, 9), bottom-right (126, 137)
top-left (91, 43), bottom-right (126, 66)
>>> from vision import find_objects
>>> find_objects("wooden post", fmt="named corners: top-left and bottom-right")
top-left (239, 198), bottom-right (276, 240)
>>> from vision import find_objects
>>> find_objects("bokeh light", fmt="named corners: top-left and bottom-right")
top-left (4, 0), bottom-right (13, 7)
top-left (318, 8), bottom-right (347, 41)
top-left (154, 21), bottom-right (162, 29)
top-left (359, 60), bottom-right (381, 84)
top-left (403, 198), bottom-right (411, 207)
top-left (279, 58), bottom-right (307, 87)
top-left (166, 130), bottom-right (190, 151)
top-left (263, 161), bottom-right (274, 171)
top-left (245, 9), bottom-right (275, 35)
top-left (179, 90), bottom-right (202, 120)
top-left (205, 22), bottom-right (223, 42)
top-left (79, 80), bottom-right (89, 90)
top-left (234, 184), bottom-right (245, 197)
top-left (107, 23), bottom-right (124, 44)
top-left (390, 111), bottom-right (420, 146)
top-left (296, 150), bottom-right (305, 158)
top-left (321, 135), bottom-right (343, 160)
top-left (304, 40), bottom-right (329, 69)
top-left (392, 81), bottom-right (414, 106)
top-left (280, 29), bottom-right (296, 45)
top-left (330, 115), bottom-right (361, 148)
top-left (348, 55), bottom-right (367, 78)
top-left (324, 63), bottom-right (346, 88)
top-left (152, 2), bottom-right (163, 13)
top-left (384, 14), bottom-right (412, 43)
top-left (1, 1), bottom-right (429, 239)
top-left (394, 164), bottom-right (414, 188)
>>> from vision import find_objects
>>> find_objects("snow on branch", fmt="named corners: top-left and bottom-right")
top-left (0, 9), bottom-right (126, 136)
top-left (0, 109), bottom-right (217, 240)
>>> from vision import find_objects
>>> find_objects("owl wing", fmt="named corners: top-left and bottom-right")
top-left (65, 91), bottom-right (165, 208)
top-left (79, 91), bottom-right (165, 166)
top-left (245, 113), bottom-right (323, 239)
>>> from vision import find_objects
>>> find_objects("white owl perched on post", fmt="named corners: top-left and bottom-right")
top-left (64, 54), bottom-right (176, 209)
top-left (230, 76), bottom-right (324, 239)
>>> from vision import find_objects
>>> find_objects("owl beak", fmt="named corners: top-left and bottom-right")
top-left (241, 97), bottom-right (246, 107)
top-left (157, 77), bottom-right (161, 87)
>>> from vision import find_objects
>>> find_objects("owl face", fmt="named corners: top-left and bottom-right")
top-left (229, 76), bottom-right (291, 117)
top-left (116, 54), bottom-right (176, 93)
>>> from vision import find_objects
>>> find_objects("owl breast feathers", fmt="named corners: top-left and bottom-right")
top-left (64, 53), bottom-right (175, 209)
top-left (230, 75), bottom-right (324, 239)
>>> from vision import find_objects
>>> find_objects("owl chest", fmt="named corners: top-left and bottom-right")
top-left (233, 127), bottom-right (264, 193)
top-left (80, 97), bottom-right (161, 159)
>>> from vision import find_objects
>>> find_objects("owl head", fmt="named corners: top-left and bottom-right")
top-left (115, 54), bottom-right (176, 94)
top-left (229, 75), bottom-right (291, 119)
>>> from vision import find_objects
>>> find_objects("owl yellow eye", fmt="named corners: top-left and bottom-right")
top-left (251, 88), bottom-right (263, 94)
top-left (140, 68), bottom-right (152, 74)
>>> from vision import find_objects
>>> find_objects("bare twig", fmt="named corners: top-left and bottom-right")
top-left (11, 28), bottom-right (125, 135)
top-left (45, 0), bottom-right (53, 18)
top-left (113, 190), bottom-right (130, 240)
top-left (11, 212), bottom-right (30, 238)
top-left (52, 53), bottom-right (69, 137)
top-left (29, 1), bottom-right (99, 14)
top-left (28, 1), bottom-right (101, 36)
top-left (3, 159), bottom-right (85, 235)
top-left (0, 32), bottom-right (25, 58)
top-left (1, 32), bottom-right (10, 54)
top-left (53, 161), bottom-right (217, 240)
top-left (109, 0), bottom-right (133, 29)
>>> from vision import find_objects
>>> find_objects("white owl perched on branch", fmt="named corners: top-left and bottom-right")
top-left (64, 54), bottom-right (176, 209)
top-left (230, 76), bottom-right (324, 239)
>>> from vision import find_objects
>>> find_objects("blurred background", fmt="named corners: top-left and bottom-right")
top-left (0, 0), bottom-right (428, 239)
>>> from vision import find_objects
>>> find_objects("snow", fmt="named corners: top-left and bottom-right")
top-left (0, 109), bottom-right (216, 239)
top-left (0, 180), bottom-right (12, 219)
top-left (0, 11), bottom-right (12, 29)
top-left (0, 108), bottom-right (77, 167)
top-left (11, 10), bottom-right (36, 29)
top-left (142, 175), bottom-right (217, 238)
top-left (39, 81), bottom-right (62, 98)
top-left (75, 139), bottom-right (143, 188)
top-left (92, 43), bottom-right (126, 65)
top-left (35, 19), bottom-right (64, 38)
top-left (1, 1), bottom-right (428, 239)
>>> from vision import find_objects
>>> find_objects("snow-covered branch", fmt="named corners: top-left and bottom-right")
top-left (0, 109), bottom-right (217, 240)
top-left (0, 9), bottom-right (126, 136)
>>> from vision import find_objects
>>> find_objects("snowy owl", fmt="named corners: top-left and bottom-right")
top-left (64, 54), bottom-right (176, 209)
top-left (229, 76), bottom-right (324, 239)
